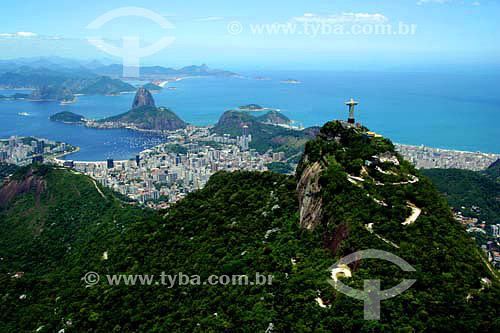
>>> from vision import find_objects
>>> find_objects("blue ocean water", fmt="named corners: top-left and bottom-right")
top-left (0, 69), bottom-right (499, 161)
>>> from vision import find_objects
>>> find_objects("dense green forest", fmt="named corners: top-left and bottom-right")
top-left (422, 162), bottom-right (500, 224)
top-left (1, 121), bottom-right (499, 331)
top-left (266, 162), bottom-right (294, 174)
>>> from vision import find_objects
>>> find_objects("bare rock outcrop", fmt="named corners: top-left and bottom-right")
top-left (132, 87), bottom-right (155, 109)
top-left (0, 171), bottom-right (46, 206)
top-left (297, 161), bottom-right (323, 230)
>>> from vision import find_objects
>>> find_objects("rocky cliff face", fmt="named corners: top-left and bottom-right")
top-left (0, 168), bottom-right (46, 206)
top-left (132, 87), bottom-right (155, 109)
top-left (295, 120), bottom-right (412, 252)
top-left (297, 160), bottom-right (323, 230)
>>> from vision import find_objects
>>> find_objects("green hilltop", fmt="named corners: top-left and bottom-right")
top-left (100, 105), bottom-right (187, 131)
top-left (212, 110), bottom-right (318, 159)
top-left (97, 87), bottom-right (187, 131)
top-left (50, 111), bottom-right (85, 124)
top-left (256, 110), bottom-right (292, 125)
top-left (77, 76), bottom-right (135, 95)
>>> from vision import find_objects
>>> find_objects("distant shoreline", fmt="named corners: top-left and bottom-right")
top-left (51, 146), bottom-right (80, 160)
top-left (52, 128), bottom-right (500, 164)
top-left (396, 143), bottom-right (500, 157)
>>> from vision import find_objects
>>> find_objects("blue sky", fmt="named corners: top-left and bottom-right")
top-left (0, 0), bottom-right (498, 70)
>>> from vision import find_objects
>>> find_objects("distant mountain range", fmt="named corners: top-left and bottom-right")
top-left (0, 57), bottom-right (239, 79)
top-left (0, 57), bottom-right (240, 101)
top-left (94, 63), bottom-right (239, 78)
top-left (0, 56), bottom-right (115, 72)
top-left (0, 66), bottom-right (135, 99)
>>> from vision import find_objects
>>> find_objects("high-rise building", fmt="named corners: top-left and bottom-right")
top-left (239, 125), bottom-right (251, 150)
top-left (32, 155), bottom-right (43, 164)
top-left (34, 141), bottom-right (45, 154)
top-left (107, 158), bottom-right (114, 169)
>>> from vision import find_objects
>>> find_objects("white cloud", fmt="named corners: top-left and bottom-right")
top-left (416, 0), bottom-right (479, 5)
top-left (16, 32), bottom-right (37, 37)
top-left (291, 13), bottom-right (389, 24)
top-left (0, 31), bottom-right (38, 38)
top-left (417, 0), bottom-right (450, 4)
top-left (196, 16), bottom-right (224, 22)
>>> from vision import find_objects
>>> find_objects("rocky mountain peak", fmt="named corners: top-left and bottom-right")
top-left (132, 87), bottom-right (155, 109)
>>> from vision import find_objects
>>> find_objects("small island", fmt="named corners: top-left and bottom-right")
top-left (50, 111), bottom-right (86, 124)
top-left (142, 83), bottom-right (163, 91)
top-left (280, 79), bottom-right (301, 84)
top-left (254, 76), bottom-right (271, 81)
top-left (238, 104), bottom-right (266, 112)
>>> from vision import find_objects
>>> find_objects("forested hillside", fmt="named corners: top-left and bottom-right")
top-left (422, 162), bottom-right (500, 224)
top-left (1, 122), bottom-right (499, 331)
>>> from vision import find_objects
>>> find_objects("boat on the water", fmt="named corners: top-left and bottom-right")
top-left (59, 97), bottom-right (77, 105)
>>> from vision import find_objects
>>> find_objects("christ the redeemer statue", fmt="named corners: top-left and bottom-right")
top-left (345, 98), bottom-right (358, 124)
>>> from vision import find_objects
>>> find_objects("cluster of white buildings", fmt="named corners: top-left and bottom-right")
top-left (395, 144), bottom-right (500, 171)
top-left (56, 127), bottom-right (283, 209)
top-left (0, 136), bottom-right (75, 165)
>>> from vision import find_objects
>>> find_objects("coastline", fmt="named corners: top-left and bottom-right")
top-left (52, 125), bottom-right (500, 165)
top-left (395, 143), bottom-right (500, 157)
top-left (50, 146), bottom-right (81, 160)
